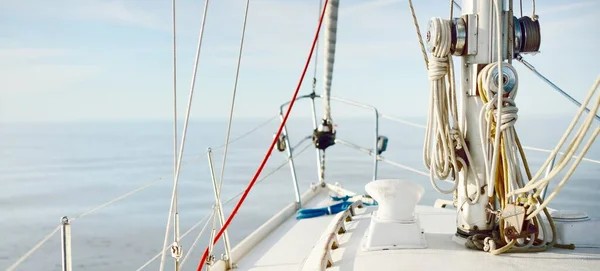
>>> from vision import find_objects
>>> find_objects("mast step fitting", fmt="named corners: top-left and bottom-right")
top-left (313, 119), bottom-right (336, 150)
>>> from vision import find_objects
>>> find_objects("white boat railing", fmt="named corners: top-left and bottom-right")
top-left (276, 93), bottom-right (600, 207)
top-left (277, 94), bottom-right (381, 208)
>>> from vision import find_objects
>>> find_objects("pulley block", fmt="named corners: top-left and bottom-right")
top-left (275, 134), bottom-right (286, 152)
top-left (312, 119), bottom-right (336, 150)
top-left (490, 64), bottom-right (518, 94)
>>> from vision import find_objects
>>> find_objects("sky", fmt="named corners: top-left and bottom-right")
top-left (0, 0), bottom-right (598, 122)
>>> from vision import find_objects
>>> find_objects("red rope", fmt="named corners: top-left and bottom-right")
top-left (195, 1), bottom-right (330, 270)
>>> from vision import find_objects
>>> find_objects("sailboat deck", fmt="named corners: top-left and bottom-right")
top-left (328, 208), bottom-right (600, 271)
top-left (230, 186), bottom-right (600, 271)
top-left (234, 188), bottom-right (335, 270)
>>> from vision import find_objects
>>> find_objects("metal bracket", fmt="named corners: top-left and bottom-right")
top-left (465, 14), bottom-right (478, 55)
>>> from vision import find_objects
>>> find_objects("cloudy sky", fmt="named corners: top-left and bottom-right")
top-left (1, 0), bottom-right (598, 122)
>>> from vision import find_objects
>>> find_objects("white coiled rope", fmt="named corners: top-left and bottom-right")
top-left (478, 63), bottom-right (525, 200)
top-left (423, 18), bottom-right (481, 204)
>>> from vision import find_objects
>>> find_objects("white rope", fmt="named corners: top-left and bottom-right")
top-left (136, 212), bottom-right (213, 271)
top-left (138, 143), bottom-right (314, 270)
top-left (407, 0), bottom-right (429, 70)
top-left (379, 113), bottom-right (426, 129)
top-left (478, 62), bottom-right (522, 198)
top-left (5, 226), bottom-right (61, 271)
top-left (423, 17), bottom-right (482, 204)
top-left (511, 76), bottom-right (600, 219)
top-left (217, 0), bottom-right (251, 215)
top-left (210, 0), bottom-right (251, 264)
top-left (334, 138), bottom-right (451, 183)
top-left (322, 0), bottom-right (339, 121)
top-left (159, 0), bottom-right (211, 269)
top-left (379, 157), bottom-right (432, 178)
top-left (212, 115), bottom-right (277, 150)
top-left (521, 146), bottom-right (600, 165)
top-left (180, 210), bottom-right (216, 267)
top-left (423, 18), bottom-right (455, 191)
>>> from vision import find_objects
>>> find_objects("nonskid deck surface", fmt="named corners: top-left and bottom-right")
top-left (233, 187), bottom-right (600, 271)
top-left (234, 187), bottom-right (336, 271)
top-left (328, 207), bottom-right (600, 271)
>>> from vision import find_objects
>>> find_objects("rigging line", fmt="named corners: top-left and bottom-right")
top-left (142, 143), bottom-right (312, 271)
top-left (195, 1), bottom-right (331, 269)
top-left (70, 178), bottom-right (165, 222)
top-left (452, 1), bottom-right (462, 11)
top-left (520, 0), bottom-right (523, 17)
top-left (159, 0), bottom-right (211, 270)
top-left (213, 2), bottom-right (251, 264)
top-left (180, 209), bottom-right (217, 267)
top-left (12, 114), bottom-right (275, 267)
top-left (516, 55), bottom-right (600, 121)
top-left (171, 0), bottom-right (180, 266)
top-left (7, 118), bottom-right (278, 271)
top-left (335, 138), bottom-right (438, 181)
top-left (211, 115), bottom-right (278, 150)
top-left (5, 226), bottom-right (61, 271)
top-left (136, 212), bottom-right (213, 271)
top-left (379, 113), bottom-right (600, 164)
top-left (217, 0), bottom-right (251, 211)
top-left (378, 113), bottom-right (426, 129)
top-left (407, 0), bottom-right (429, 70)
top-left (222, 142), bottom-right (313, 206)
top-left (521, 146), bottom-right (600, 165)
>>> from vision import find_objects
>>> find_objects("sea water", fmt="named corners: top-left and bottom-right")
top-left (1, 116), bottom-right (599, 270)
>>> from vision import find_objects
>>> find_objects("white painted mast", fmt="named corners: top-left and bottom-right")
top-left (455, 0), bottom-right (505, 236)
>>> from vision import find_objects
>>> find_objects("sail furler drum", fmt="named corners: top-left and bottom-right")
top-left (362, 179), bottom-right (427, 250)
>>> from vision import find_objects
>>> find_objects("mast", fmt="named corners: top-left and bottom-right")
top-left (423, 0), bottom-right (542, 239)
top-left (455, 0), bottom-right (505, 237)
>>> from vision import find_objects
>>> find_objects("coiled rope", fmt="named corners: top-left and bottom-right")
top-left (423, 17), bottom-right (481, 204)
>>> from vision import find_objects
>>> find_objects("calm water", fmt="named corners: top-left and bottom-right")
top-left (1, 116), bottom-right (599, 270)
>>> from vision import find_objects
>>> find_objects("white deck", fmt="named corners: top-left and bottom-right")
top-left (234, 187), bottom-right (335, 270)
top-left (223, 185), bottom-right (600, 271)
